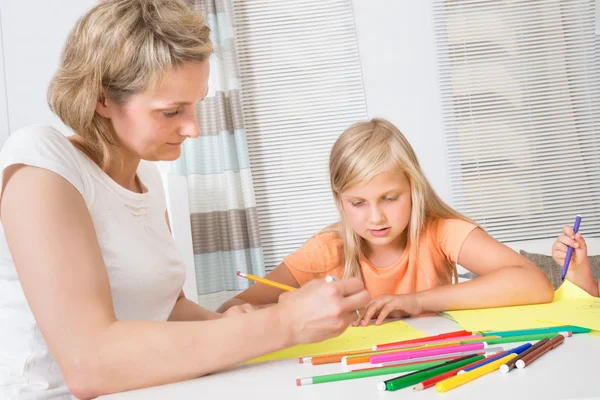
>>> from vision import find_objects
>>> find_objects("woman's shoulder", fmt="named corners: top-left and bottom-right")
top-left (2, 125), bottom-right (81, 160)
top-left (1, 125), bottom-right (92, 199)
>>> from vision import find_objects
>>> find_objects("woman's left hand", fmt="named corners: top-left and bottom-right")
top-left (356, 293), bottom-right (422, 326)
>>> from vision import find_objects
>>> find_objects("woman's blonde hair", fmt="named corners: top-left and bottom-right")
top-left (329, 118), bottom-right (473, 283)
top-left (48, 0), bottom-right (213, 170)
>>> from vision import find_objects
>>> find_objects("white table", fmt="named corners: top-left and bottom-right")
top-left (99, 316), bottom-right (600, 400)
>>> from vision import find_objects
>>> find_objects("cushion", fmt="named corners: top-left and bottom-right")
top-left (519, 250), bottom-right (600, 290)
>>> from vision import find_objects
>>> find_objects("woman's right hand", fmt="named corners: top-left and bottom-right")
top-left (552, 225), bottom-right (590, 272)
top-left (275, 277), bottom-right (370, 346)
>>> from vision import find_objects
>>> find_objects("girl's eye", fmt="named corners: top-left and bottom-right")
top-left (163, 109), bottom-right (181, 118)
top-left (385, 197), bottom-right (398, 201)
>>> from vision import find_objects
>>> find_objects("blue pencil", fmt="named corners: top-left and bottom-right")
top-left (458, 343), bottom-right (532, 374)
top-left (561, 215), bottom-right (583, 280)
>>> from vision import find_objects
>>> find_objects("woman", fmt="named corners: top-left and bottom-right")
top-left (0, 1), bottom-right (370, 399)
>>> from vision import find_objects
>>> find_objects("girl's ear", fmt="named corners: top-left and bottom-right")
top-left (95, 91), bottom-right (112, 119)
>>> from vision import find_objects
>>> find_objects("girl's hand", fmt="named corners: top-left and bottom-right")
top-left (275, 277), bottom-right (370, 345)
top-left (358, 293), bottom-right (422, 326)
top-left (222, 303), bottom-right (256, 317)
top-left (552, 225), bottom-right (590, 273)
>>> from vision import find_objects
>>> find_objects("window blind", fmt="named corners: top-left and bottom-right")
top-left (231, 0), bottom-right (368, 271)
top-left (433, 0), bottom-right (600, 242)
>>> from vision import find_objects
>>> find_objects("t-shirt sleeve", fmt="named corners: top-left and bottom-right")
top-left (283, 232), bottom-right (345, 286)
top-left (436, 218), bottom-right (478, 263)
top-left (0, 125), bottom-right (92, 203)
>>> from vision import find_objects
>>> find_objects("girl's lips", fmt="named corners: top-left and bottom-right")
top-left (369, 227), bottom-right (391, 237)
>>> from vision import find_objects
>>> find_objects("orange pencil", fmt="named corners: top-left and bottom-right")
top-left (236, 271), bottom-right (296, 292)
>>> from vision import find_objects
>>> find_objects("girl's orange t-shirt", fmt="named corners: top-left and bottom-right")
top-left (283, 218), bottom-right (477, 299)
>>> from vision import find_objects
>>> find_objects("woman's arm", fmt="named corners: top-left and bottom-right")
top-left (1, 166), bottom-right (370, 399)
top-left (168, 290), bottom-right (222, 321)
top-left (361, 228), bottom-right (554, 325)
top-left (216, 262), bottom-right (300, 313)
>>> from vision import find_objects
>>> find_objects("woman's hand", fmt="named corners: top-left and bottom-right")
top-left (222, 303), bottom-right (257, 317)
top-left (358, 293), bottom-right (422, 326)
top-left (275, 277), bottom-right (370, 345)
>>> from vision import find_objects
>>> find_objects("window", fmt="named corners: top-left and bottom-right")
top-left (434, 0), bottom-right (600, 241)
top-left (232, 0), bottom-right (368, 270)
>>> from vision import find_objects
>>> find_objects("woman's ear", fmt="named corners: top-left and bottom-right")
top-left (95, 92), bottom-right (112, 119)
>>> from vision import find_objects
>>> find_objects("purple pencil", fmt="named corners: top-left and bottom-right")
top-left (561, 215), bottom-right (582, 280)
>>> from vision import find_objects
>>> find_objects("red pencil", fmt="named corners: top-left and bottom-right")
top-left (374, 330), bottom-right (471, 350)
top-left (413, 355), bottom-right (488, 391)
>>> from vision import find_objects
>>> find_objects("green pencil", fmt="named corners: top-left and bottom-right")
top-left (470, 332), bottom-right (569, 346)
top-left (296, 359), bottom-right (448, 386)
top-left (481, 326), bottom-right (590, 337)
top-left (378, 354), bottom-right (485, 392)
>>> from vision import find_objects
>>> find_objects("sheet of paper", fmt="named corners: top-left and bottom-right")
top-left (250, 320), bottom-right (426, 363)
top-left (446, 280), bottom-right (600, 332)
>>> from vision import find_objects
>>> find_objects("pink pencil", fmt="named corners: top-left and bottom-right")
top-left (374, 334), bottom-right (484, 351)
top-left (370, 342), bottom-right (486, 364)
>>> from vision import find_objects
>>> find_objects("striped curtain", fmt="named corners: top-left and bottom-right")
top-left (175, 0), bottom-right (265, 295)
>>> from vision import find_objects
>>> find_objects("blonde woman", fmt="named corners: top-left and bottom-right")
top-left (0, 1), bottom-right (370, 399)
top-left (219, 118), bottom-right (554, 324)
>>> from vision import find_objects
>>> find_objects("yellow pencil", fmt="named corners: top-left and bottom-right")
top-left (236, 271), bottom-right (296, 291)
top-left (436, 353), bottom-right (517, 392)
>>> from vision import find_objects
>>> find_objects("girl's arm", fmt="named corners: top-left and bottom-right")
top-left (216, 262), bottom-right (300, 313)
top-left (1, 165), bottom-right (370, 399)
top-left (361, 228), bottom-right (554, 325)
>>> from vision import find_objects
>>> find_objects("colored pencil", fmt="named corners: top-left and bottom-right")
top-left (351, 355), bottom-right (463, 372)
top-left (472, 331), bottom-right (571, 346)
top-left (500, 338), bottom-right (549, 373)
top-left (343, 340), bottom-right (486, 366)
top-left (375, 334), bottom-right (483, 351)
top-left (377, 354), bottom-right (483, 392)
top-left (561, 215), bottom-right (582, 280)
top-left (482, 325), bottom-right (590, 337)
top-left (373, 330), bottom-right (471, 350)
top-left (380, 348), bottom-right (504, 367)
top-left (516, 334), bottom-right (565, 369)
top-left (236, 271), bottom-right (296, 291)
top-left (296, 359), bottom-right (450, 386)
top-left (436, 353), bottom-right (517, 393)
top-left (370, 342), bottom-right (486, 364)
top-left (459, 342), bottom-right (531, 373)
top-left (414, 355), bottom-right (492, 391)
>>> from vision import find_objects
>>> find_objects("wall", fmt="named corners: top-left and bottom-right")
top-left (0, 0), bottom-right (97, 140)
top-left (352, 0), bottom-right (449, 202)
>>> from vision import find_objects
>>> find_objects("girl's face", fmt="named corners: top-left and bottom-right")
top-left (340, 171), bottom-right (412, 251)
top-left (96, 60), bottom-right (210, 162)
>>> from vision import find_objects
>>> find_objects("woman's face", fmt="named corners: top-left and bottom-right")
top-left (96, 60), bottom-right (210, 162)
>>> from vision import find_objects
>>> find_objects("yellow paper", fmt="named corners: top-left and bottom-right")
top-left (250, 320), bottom-right (426, 363)
top-left (446, 280), bottom-right (600, 332)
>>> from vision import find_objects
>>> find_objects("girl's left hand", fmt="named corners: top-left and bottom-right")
top-left (356, 294), bottom-right (422, 326)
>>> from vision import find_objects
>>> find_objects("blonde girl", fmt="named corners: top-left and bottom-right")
top-left (219, 118), bottom-right (553, 324)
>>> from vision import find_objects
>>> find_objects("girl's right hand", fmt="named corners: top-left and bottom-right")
top-left (275, 277), bottom-right (370, 346)
top-left (552, 225), bottom-right (590, 272)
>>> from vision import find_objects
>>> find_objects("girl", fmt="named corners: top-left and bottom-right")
top-left (219, 118), bottom-right (554, 325)
top-left (0, 1), bottom-right (370, 399)
top-left (552, 226), bottom-right (599, 297)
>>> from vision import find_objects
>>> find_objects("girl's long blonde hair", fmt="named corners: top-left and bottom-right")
top-left (329, 118), bottom-right (472, 283)
top-left (47, 0), bottom-right (213, 170)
